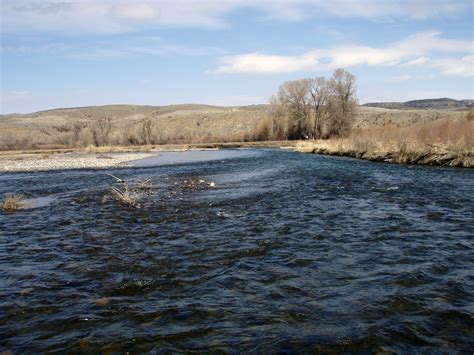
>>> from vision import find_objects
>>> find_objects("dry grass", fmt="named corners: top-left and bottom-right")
top-left (134, 179), bottom-right (153, 191)
top-left (347, 116), bottom-right (473, 154)
top-left (296, 115), bottom-right (474, 167)
top-left (2, 103), bottom-right (465, 151)
top-left (1, 194), bottom-right (28, 212)
top-left (105, 174), bottom-right (155, 208)
top-left (109, 185), bottom-right (141, 208)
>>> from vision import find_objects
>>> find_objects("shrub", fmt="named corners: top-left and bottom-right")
top-left (133, 179), bottom-right (153, 191)
top-left (109, 186), bottom-right (141, 208)
top-left (1, 194), bottom-right (28, 212)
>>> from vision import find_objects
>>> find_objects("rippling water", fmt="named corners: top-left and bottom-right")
top-left (1, 149), bottom-right (473, 353)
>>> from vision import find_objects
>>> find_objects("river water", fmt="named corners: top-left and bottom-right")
top-left (1, 149), bottom-right (473, 353)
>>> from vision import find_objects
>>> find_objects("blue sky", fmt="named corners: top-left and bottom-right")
top-left (1, 0), bottom-right (473, 113)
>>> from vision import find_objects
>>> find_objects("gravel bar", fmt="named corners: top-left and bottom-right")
top-left (0, 153), bottom-right (155, 172)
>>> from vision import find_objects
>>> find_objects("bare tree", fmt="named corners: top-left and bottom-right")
top-left (327, 68), bottom-right (357, 137)
top-left (277, 78), bottom-right (312, 139)
top-left (91, 118), bottom-right (112, 146)
top-left (269, 95), bottom-right (289, 139)
top-left (140, 117), bottom-right (154, 145)
top-left (308, 77), bottom-right (334, 139)
top-left (270, 68), bottom-right (357, 140)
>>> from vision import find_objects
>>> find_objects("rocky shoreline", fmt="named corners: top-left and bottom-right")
top-left (0, 152), bottom-right (155, 173)
top-left (295, 142), bottom-right (473, 168)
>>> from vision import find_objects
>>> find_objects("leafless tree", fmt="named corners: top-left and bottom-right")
top-left (140, 117), bottom-right (154, 145)
top-left (269, 95), bottom-right (289, 139)
top-left (277, 78), bottom-right (312, 139)
top-left (327, 68), bottom-right (357, 137)
top-left (91, 118), bottom-right (112, 146)
top-left (308, 77), bottom-right (334, 139)
top-left (271, 68), bottom-right (357, 139)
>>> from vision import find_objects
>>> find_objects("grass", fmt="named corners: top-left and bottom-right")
top-left (1, 194), bottom-right (28, 212)
top-left (347, 116), bottom-right (473, 155)
top-left (105, 175), bottom-right (155, 208)
top-left (109, 185), bottom-right (141, 208)
top-left (0, 103), bottom-right (467, 151)
top-left (134, 179), bottom-right (153, 191)
top-left (296, 115), bottom-right (474, 167)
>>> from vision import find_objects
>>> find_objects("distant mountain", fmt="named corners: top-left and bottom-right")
top-left (363, 98), bottom-right (473, 110)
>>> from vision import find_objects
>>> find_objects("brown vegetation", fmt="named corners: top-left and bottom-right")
top-left (134, 179), bottom-right (154, 191)
top-left (105, 175), bottom-right (157, 208)
top-left (109, 185), bottom-right (141, 208)
top-left (0, 104), bottom-right (273, 150)
top-left (297, 115), bottom-right (474, 167)
top-left (348, 114), bottom-right (473, 154)
top-left (1, 194), bottom-right (28, 212)
top-left (0, 101), bottom-right (468, 153)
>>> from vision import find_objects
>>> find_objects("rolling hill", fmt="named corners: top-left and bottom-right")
top-left (363, 98), bottom-right (473, 110)
top-left (0, 101), bottom-right (470, 150)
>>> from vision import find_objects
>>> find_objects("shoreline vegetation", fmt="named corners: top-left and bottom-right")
top-left (0, 126), bottom-right (472, 173)
top-left (296, 115), bottom-right (473, 168)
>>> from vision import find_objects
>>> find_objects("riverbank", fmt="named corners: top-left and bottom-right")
top-left (1, 137), bottom-right (472, 172)
top-left (295, 140), bottom-right (473, 168)
top-left (0, 141), bottom-right (297, 172)
top-left (296, 117), bottom-right (473, 168)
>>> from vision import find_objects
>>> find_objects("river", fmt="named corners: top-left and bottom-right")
top-left (1, 149), bottom-right (473, 352)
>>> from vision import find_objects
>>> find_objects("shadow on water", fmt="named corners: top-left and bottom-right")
top-left (0, 149), bottom-right (473, 353)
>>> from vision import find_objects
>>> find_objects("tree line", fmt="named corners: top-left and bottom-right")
top-left (267, 68), bottom-right (357, 140)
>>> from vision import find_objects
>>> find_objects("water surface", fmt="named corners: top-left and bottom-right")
top-left (1, 149), bottom-right (473, 353)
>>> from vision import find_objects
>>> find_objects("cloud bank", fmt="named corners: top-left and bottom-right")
top-left (212, 31), bottom-right (473, 77)
top-left (2, 0), bottom-right (471, 35)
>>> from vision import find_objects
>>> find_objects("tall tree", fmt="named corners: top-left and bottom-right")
top-left (277, 78), bottom-right (311, 139)
top-left (328, 68), bottom-right (357, 137)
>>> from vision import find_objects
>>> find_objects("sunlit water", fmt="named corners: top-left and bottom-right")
top-left (1, 149), bottom-right (473, 353)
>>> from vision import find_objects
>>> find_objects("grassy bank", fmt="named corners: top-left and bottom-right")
top-left (1, 116), bottom-right (473, 169)
top-left (296, 117), bottom-right (473, 167)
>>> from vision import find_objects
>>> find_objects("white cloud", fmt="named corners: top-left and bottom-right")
top-left (432, 55), bottom-right (474, 77)
top-left (316, 0), bottom-right (469, 20)
top-left (212, 31), bottom-right (473, 75)
top-left (111, 3), bottom-right (161, 21)
top-left (1, 0), bottom-right (471, 35)
top-left (213, 52), bottom-right (320, 75)
top-left (1, 37), bottom-right (224, 59)
top-left (402, 57), bottom-right (430, 66)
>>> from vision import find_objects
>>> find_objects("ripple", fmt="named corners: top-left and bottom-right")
top-left (0, 149), bottom-right (473, 352)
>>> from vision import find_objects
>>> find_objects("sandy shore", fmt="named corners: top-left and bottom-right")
top-left (0, 152), bottom-right (155, 173)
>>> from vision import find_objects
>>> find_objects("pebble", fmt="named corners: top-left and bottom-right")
top-left (0, 153), bottom-right (155, 172)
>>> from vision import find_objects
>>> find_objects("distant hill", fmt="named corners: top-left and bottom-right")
top-left (363, 98), bottom-right (473, 110)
